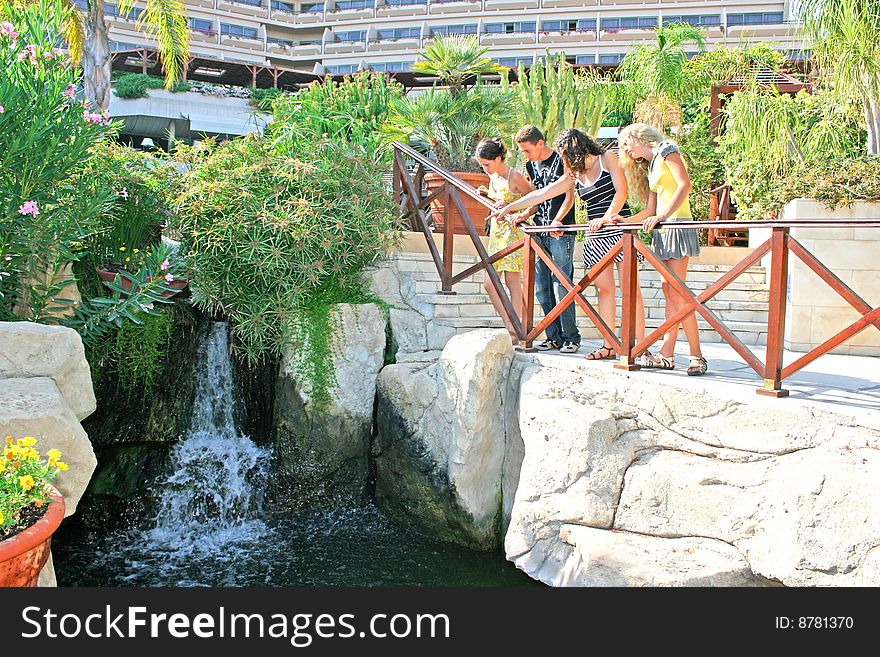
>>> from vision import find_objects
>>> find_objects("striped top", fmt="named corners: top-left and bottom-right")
top-left (574, 154), bottom-right (631, 239)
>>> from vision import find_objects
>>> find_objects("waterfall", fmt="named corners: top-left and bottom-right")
top-left (142, 322), bottom-right (272, 558)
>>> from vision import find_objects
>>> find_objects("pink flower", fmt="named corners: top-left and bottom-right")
top-left (84, 110), bottom-right (104, 124)
top-left (160, 259), bottom-right (170, 270)
top-left (16, 43), bottom-right (37, 65)
top-left (0, 21), bottom-right (17, 41)
top-left (62, 83), bottom-right (77, 100)
top-left (0, 106), bottom-right (4, 114)
top-left (114, 187), bottom-right (129, 199)
top-left (18, 200), bottom-right (39, 217)
top-left (164, 273), bottom-right (174, 282)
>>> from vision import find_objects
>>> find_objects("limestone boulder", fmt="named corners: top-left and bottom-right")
top-left (0, 322), bottom-right (95, 421)
top-left (272, 303), bottom-right (386, 509)
top-left (0, 377), bottom-right (97, 516)
top-left (389, 308), bottom-right (428, 355)
top-left (505, 359), bottom-right (880, 586)
top-left (375, 328), bottom-right (513, 550)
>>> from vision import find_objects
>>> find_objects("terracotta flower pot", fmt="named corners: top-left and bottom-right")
top-left (423, 171), bottom-right (491, 236)
top-left (0, 487), bottom-right (65, 587)
top-left (96, 266), bottom-right (188, 299)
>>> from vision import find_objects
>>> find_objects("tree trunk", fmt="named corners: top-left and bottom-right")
top-left (865, 91), bottom-right (880, 156)
top-left (82, 2), bottom-right (111, 110)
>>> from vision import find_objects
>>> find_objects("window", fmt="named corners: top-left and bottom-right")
top-left (602, 17), bottom-right (656, 30)
top-left (485, 22), bottom-right (536, 35)
top-left (663, 15), bottom-right (721, 28)
top-left (541, 18), bottom-right (596, 32)
top-left (267, 36), bottom-right (294, 45)
top-left (220, 23), bottom-right (259, 38)
top-left (327, 64), bottom-right (358, 74)
top-left (189, 18), bottom-right (214, 34)
top-left (494, 56), bottom-right (532, 68)
top-left (371, 61), bottom-right (411, 71)
top-left (73, 0), bottom-right (89, 10)
top-left (727, 12), bottom-right (784, 26)
top-left (430, 24), bottom-right (478, 36)
top-left (335, 30), bottom-right (366, 42)
top-left (229, 0), bottom-right (263, 6)
top-left (599, 53), bottom-right (624, 64)
top-left (271, 0), bottom-right (295, 11)
top-left (385, 0), bottom-right (427, 5)
top-left (575, 54), bottom-right (596, 65)
top-left (377, 27), bottom-right (421, 40)
top-left (300, 2), bottom-right (325, 12)
top-left (335, 0), bottom-right (374, 9)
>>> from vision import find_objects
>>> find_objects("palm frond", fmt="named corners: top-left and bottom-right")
top-left (411, 34), bottom-right (501, 94)
top-left (62, 0), bottom-right (85, 64)
top-left (117, 0), bottom-right (190, 88)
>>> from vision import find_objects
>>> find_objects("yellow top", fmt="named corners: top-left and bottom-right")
top-left (488, 169), bottom-right (519, 204)
top-left (648, 141), bottom-right (692, 219)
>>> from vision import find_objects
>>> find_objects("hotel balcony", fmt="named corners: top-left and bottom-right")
top-left (216, 0), bottom-right (269, 19)
top-left (481, 31), bottom-right (536, 46)
top-left (324, 39), bottom-right (367, 54)
top-left (186, 0), bottom-right (215, 8)
top-left (266, 38), bottom-right (294, 54)
top-left (600, 27), bottom-right (657, 41)
top-left (291, 42), bottom-right (323, 56)
top-left (599, 0), bottom-right (658, 5)
top-left (220, 34), bottom-right (267, 51)
top-left (269, 8), bottom-right (298, 23)
top-left (325, 8), bottom-right (374, 22)
top-left (726, 23), bottom-right (795, 40)
top-left (541, 0), bottom-right (597, 8)
top-left (367, 36), bottom-right (421, 52)
top-left (190, 28), bottom-right (220, 44)
top-left (538, 29), bottom-right (597, 45)
top-left (295, 10), bottom-right (325, 23)
top-left (428, 0), bottom-right (482, 15)
top-left (484, 0), bottom-right (538, 10)
top-left (376, 1), bottom-right (428, 17)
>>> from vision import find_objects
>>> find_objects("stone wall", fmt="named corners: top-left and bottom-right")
top-left (0, 322), bottom-right (98, 586)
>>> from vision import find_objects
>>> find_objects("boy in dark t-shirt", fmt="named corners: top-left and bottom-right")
top-left (513, 125), bottom-right (580, 352)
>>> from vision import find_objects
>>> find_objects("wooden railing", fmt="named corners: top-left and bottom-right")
top-left (392, 142), bottom-right (880, 397)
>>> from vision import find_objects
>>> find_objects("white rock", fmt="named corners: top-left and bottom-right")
top-left (0, 322), bottom-right (96, 421)
top-left (390, 308), bottom-right (428, 354)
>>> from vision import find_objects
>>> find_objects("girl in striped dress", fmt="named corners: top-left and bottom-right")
top-left (616, 123), bottom-right (707, 376)
top-left (492, 128), bottom-right (646, 360)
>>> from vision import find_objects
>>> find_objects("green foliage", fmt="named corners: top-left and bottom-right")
top-left (271, 71), bottom-right (404, 164)
top-left (800, 0), bottom-right (880, 154)
top-left (411, 34), bottom-right (502, 98)
top-left (113, 73), bottom-right (189, 98)
top-left (105, 306), bottom-right (175, 394)
top-left (719, 87), bottom-right (865, 219)
top-left (598, 79), bottom-right (643, 127)
top-left (382, 82), bottom-right (517, 172)
top-left (250, 85), bottom-right (282, 110)
top-left (172, 135), bottom-right (400, 407)
top-left (678, 110), bottom-right (723, 222)
top-left (0, 0), bottom-right (114, 321)
top-left (501, 52), bottom-right (604, 145)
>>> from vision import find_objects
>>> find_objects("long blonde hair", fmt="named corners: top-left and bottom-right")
top-left (617, 123), bottom-right (671, 206)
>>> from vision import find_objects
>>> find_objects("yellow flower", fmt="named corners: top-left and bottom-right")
top-left (4, 446), bottom-right (18, 460)
top-left (17, 436), bottom-right (36, 447)
top-left (55, 461), bottom-right (69, 471)
top-left (47, 449), bottom-right (61, 466)
top-left (19, 474), bottom-right (35, 491)
top-left (24, 447), bottom-right (40, 461)
top-left (0, 509), bottom-right (4, 524)
top-left (119, 246), bottom-right (126, 251)
top-left (125, 257), bottom-right (130, 262)
top-left (133, 248), bottom-right (139, 253)
top-left (5, 436), bottom-right (12, 444)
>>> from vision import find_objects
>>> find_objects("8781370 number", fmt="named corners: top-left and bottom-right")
top-left (799, 617), bottom-right (853, 629)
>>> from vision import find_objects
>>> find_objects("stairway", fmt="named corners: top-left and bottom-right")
top-left (393, 251), bottom-right (770, 346)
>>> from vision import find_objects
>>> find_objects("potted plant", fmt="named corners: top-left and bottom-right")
top-left (382, 35), bottom-right (516, 234)
top-left (0, 436), bottom-right (69, 587)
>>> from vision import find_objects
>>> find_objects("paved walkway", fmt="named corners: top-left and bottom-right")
top-left (518, 340), bottom-right (880, 429)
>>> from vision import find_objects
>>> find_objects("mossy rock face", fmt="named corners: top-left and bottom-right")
top-left (75, 443), bottom-right (170, 530)
top-left (82, 301), bottom-right (203, 447)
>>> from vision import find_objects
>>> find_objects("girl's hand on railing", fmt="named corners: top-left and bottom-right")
top-left (476, 185), bottom-right (489, 196)
top-left (492, 199), bottom-right (508, 209)
top-left (589, 216), bottom-right (608, 233)
top-left (643, 215), bottom-right (664, 231)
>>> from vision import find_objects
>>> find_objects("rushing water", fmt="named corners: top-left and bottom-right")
top-left (54, 322), bottom-right (536, 587)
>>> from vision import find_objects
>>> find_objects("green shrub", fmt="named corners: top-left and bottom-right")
top-left (678, 110), bottom-right (723, 222)
top-left (113, 73), bottom-right (190, 99)
top-left (172, 134), bottom-right (400, 407)
top-left (250, 86), bottom-right (282, 110)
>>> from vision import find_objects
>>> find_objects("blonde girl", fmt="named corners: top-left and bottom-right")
top-left (616, 123), bottom-right (707, 376)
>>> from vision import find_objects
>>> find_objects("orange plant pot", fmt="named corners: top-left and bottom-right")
top-left (423, 171), bottom-right (491, 236)
top-left (0, 488), bottom-right (65, 587)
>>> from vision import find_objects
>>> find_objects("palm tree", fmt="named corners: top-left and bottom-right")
top-left (411, 34), bottom-right (501, 98)
top-left (800, 0), bottom-right (880, 155)
top-left (618, 22), bottom-right (706, 130)
top-left (73, 0), bottom-right (190, 110)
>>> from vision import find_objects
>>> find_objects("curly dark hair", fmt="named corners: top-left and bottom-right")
top-left (474, 137), bottom-right (508, 161)
top-left (555, 128), bottom-right (604, 176)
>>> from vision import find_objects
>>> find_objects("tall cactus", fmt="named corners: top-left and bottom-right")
top-left (502, 52), bottom-right (605, 146)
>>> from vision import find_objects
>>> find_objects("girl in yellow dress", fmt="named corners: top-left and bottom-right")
top-left (474, 138), bottom-right (535, 339)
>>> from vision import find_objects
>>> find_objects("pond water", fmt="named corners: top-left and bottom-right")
top-left (53, 322), bottom-right (537, 588)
